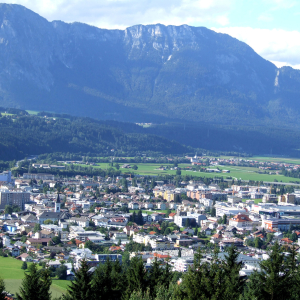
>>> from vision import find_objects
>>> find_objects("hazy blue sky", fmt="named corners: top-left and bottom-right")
top-left (3, 0), bottom-right (300, 69)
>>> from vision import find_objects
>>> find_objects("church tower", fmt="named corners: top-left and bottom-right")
top-left (55, 194), bottom-right (61, 213)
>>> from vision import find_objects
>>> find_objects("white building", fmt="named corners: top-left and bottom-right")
top-left (173, 257), bottom-right (194, 272)
top-left (229, 213), bottom-right (253, 229)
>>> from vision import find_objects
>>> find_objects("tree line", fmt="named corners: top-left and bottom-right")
top-left (2, 243), bottom-right (300, 300)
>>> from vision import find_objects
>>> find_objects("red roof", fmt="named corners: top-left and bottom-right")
top-left (67, 239), bottom-right (84, 246)
top-left (154, 253), bottom-right (171, 259)
top-left (230, 214), bottom-right (252, 223)
top-left (169, 213), bottom-right (176, 217)
top-left (281, 238), bottom-right (293, 244)
top-left (109, 246), bottom-right (121, 251)
top-left (212, 233), bottom-right (223, 239)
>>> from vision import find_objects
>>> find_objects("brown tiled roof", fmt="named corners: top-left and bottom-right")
top-left (230, 214), bottom-right (252, 223)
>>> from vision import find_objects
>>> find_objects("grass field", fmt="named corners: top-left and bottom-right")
top-left (74, 158), bottom-right (300, 184)
top-left (0, 257), bottom-right (68, 297)
top-left (252, 156), bottom-right (300, 165)
top-left (242, 199), bottom-right (263, 204)
top-left (25, 110), bottom-right (39, 115)
top-left (1, 112), bottom-right (14, 116)
top-left (218, 155), bottom-right (300, 165)
top-left (73, 161), bottom-right (299, 183)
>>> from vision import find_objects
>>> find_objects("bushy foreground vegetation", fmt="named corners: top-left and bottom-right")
top-left (1, 243), bottom-right (300, 300)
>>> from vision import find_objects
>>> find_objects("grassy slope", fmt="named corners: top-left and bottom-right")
top-left (0, 257), bottom-right (68, 297)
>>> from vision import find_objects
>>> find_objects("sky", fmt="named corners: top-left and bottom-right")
top-left (2, 0), bottom-right (300, 69)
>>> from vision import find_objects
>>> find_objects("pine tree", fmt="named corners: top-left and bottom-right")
top-left (16, 264), bottom-right (51, 300)
top-left (184, 218), bottom-right (189, 228)
top-left (221, 245), bottom-right (245, 299)
top-left (132, 211), bottom-right (136, 223)
top-left (110, 259), bottom-right (125, 300)
top-left (160, 258), bottom-right (172, 290)
top-left (244, 242), bottom-right (293, 300)
top-left (91, 258), bottom-right (113, 300)
top-left (137, 210), bottom-right (144, 225)
top-left (222, 214), bottom-right (227, 224)
top-left (123, 257), bottom-right (147, 300)
top-left (194, 227), bottom-right (198, 236)
top-left (39, 269), bottom-right (52, 300)
top-left (210, 207), bottom-right (216, 217)
top-left (180, 248), bottom-right (206, 300)
top-left (148, 257), bottom-right (163, 298)
top-left (21, 261), bottom-right (27, 270)
top-left (128, 289), bottom-right (151, 300)
top-left (0, 277), bottom-right (7, 300)
top-left (63, 259), bottom-right (93, 300)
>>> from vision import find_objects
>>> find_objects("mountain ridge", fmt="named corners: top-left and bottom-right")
top-left (0, 3), bottom-right (299, 129)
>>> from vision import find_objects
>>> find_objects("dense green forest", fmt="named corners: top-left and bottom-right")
top-left (1, 107), bottom-right (300, 162)
top-left (0, 111), bottom-right (190, 161)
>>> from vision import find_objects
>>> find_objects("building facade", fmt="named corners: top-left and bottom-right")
top-left (0, 189), bottom-right (30, 210)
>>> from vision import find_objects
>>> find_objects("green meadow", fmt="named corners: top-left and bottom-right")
top-left (218, 155), bottom-right (300, 166)
top-left (251, 156), bottom-right (300, 165)
top-left (25, 110), bottom-right (39, 115)
top-left (0, 257), bottom-right (68, 297)
top-left (85, 161), bottom-right (297, 183)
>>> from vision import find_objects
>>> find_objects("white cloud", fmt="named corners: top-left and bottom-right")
top-left (264, 0), bottom-right (297, 10)
top-left (212, 27), bottom-right (300, 69)
top-left (4, 0), bottom-right (234, 29)
top-left (271, 61), bottom-right (300, 69)
top-left (258, 14), bottom-right (273, 22)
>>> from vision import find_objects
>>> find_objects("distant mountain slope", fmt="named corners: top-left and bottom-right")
top-left (0, 111), bottom-right (189, 160)
top-left (0, 4), bottom-right (300, 128)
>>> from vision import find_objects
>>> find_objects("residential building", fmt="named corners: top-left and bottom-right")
top-left (23, 173), bottom-right (55, 180)
top-left (0, 189), bottom-right (30, 210)
top-left (229, 214), bottom-right (253, 229)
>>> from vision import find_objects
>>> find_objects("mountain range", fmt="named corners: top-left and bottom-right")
top-left (1, 4), bottom-right (300, 156)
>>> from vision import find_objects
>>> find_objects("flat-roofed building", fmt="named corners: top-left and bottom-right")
top-left (0, 189), bottom-right (30, 210)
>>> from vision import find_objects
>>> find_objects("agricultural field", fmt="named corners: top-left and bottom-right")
top-left (0, 257), bottom-right (68, 298)
top-left (211, 165), bottom-right (291, 183)
top-left (218, 155), bottom-right (300, 166)
top-left (131, 163), bottom-right (298, 183)
top-left (251, 156), bottom-right (300, 165)
top-left (25, 110), bottom-right (39, 115)
top-left (74, 159), bottom-right (300, 184)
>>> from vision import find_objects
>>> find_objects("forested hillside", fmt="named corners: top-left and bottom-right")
top-left (1, 108), bottom-right (300, 159)
top-left (0, 111), bottom-right (189, 160)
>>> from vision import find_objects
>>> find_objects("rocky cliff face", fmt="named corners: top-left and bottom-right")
top-left (0, 3), bottom-right (299, 127)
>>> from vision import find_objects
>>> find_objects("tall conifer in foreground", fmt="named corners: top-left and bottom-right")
top-left (91, 258), bottom-right (126, 300)
top-left (0, 277), bottom-right (7, 300)
top-left (222, 245), bottom-right (245, 299)
top-left (16, 264), bottom-right (51, 300)
top-left (123, 257), bottom-right (148, 300)
top-left (63, 259), bottom-right (93, 300)
top-left (244, 242), bottom-right (293, 300)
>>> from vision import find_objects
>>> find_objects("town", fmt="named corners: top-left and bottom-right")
top-left (1, 153), bottom-right (300, 291)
